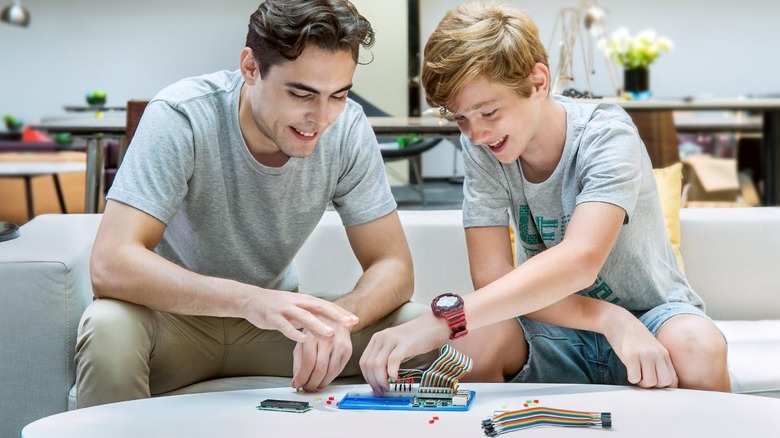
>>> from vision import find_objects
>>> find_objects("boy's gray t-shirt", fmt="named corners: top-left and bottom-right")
top-left (108, 70), bottom-right (396, 291)
top-left (462, 95), bottom-right (703, 312)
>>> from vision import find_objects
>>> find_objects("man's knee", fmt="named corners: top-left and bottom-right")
top-left (76, 299), bottom-right (157, 407)
top-left (78, 299), bottom-right (154, 347)
top-left (76, 298), bottom-right (156, 376)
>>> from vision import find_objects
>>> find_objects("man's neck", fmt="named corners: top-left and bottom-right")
top-left (238, 84), bottom-right (290, 167)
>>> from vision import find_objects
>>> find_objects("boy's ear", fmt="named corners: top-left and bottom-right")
top-left (240, 47), bottom-right (260, 85)
top-left (530, 62), bottom-right (550, 96)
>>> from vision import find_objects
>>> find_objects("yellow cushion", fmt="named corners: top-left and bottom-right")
top-left (653, 162), bottom-right (685, 273)
top-left (508, 163), bottom-right (684, 272)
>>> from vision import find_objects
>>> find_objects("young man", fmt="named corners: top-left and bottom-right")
top-left (76, 0), bottom-right (433, 408)
top-left (360, 1), bottom-right (729, 395)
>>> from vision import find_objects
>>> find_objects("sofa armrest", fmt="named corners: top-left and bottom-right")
top-left (0, 214), bottom-right (101, 438)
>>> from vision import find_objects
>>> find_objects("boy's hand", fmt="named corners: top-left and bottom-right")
top-left (359, 313), bottom-right (449, 396)
top-left (604, 314), bottom-right (678, 388)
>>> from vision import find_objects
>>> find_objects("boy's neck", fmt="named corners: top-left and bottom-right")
top-left (519, 99), bottom-right (567, 183)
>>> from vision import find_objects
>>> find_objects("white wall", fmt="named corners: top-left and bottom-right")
top-left (419, 0), bottom-right (780, 179)
top-left (0, 0), bottom-right (407, 125)
top-left (420, 0), bottom-right (780, 103)
top-left (350, 0), bottom-right (407, 116)
top-left (1, 0), bottom-right (777, 142)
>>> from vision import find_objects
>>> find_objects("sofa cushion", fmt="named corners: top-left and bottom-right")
top-left (653, 162), bottom-right (685, 272)
top-left (680, 208), bottom-right (780, 320)
top-left (716, 320), bottom-right (780, 396)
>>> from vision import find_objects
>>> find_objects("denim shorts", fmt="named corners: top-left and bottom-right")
top-left (508, 302), bottom-right (711, 385)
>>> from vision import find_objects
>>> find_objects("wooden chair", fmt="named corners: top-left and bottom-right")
top-left (118, 99), bottom-right (150, 167)
top-left (626, 110), bottom-right (681, 169)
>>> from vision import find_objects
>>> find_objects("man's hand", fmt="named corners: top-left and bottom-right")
top-left (604, 314), bottom-right (678, 389)
top-left (359, 313), bottom-right (449, 396)
top-left (243, 289), bottom-right (358, 344)
top-left (291, 322), bottom-right (352, 392)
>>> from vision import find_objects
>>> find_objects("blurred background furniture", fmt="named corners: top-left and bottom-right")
top-left (626, 110), bottom-right (680, 169)
top-left (350, 92), bottom-right (443, 204)
top-left (0, 161), bottom-right (86, 220)
top-left (121, 99), bottom-right (150, 166)
top-left (603, 97), bottom-right (780, 206)
top-left (0, 150), bottom-right (87, 225)
top-left (31, 116), bottom-right (125, 213)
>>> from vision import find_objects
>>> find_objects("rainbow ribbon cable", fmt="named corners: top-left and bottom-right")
top-left (419, 344), bottom-right (474, 391)
top-left (481, 407), bottom-right (612, 436)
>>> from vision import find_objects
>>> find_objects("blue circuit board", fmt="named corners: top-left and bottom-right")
top-left (337, 390), bottom-right (475, 411)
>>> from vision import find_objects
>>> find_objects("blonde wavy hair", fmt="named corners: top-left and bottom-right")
top-left (422, 1), bottom-right (548, 116)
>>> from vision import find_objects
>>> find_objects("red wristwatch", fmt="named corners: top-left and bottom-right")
top-left (431, 293), bottom-right (468, 340)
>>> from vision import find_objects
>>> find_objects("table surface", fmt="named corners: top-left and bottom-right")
top-left (32, 116), bottom-right (127, 135)
top-left (22, 383), bottom-right (780, 437)
top-left (63, 105), bottom-right (127, 113)
top-left (0, 161), bottom-right (86, 176)
top-left (35, 96), bottom-right (780, 136)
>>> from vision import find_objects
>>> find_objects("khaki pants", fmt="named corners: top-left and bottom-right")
top-left (74, 298), bottom-right (435, 408)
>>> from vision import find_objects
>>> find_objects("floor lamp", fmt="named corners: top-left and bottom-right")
top-left (549, 0), bottom-right (618, 97)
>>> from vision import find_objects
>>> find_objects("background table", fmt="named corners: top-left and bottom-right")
top-left (599, 97), bottom-right (780, 205)
top-left (0, 161), bottom-right (86, 220)
top-left (34, 97), bottom-right (780, 209)
top-left (23, 383), bottom-right (780, 437)
top-left (32, 117), bottom-right (125, 213)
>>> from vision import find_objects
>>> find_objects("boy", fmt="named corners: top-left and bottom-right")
top-left (360, 1), bottom-right (729, 395)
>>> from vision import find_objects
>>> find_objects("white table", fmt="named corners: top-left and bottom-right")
top-left (22, 383), bottom-right (780, 437)
top-left (0, 161), bottom-right (86, 220)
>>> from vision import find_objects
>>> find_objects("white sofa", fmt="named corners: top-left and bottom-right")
top-left (1, 208), bottom-right (779, 438)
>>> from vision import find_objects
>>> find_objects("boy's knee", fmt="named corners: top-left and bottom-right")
top-left (659, 318), bottom-right (730, 391)
top-left (675, 344), bottom-right (730, 391)
top-left (661, 317), bottom-right (727, 360)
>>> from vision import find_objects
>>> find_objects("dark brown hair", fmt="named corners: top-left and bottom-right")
top-left (246, 0), bottom-right (375, 77)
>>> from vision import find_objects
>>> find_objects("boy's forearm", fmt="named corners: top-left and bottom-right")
top-left (525, 294), bottom-right (634, 335)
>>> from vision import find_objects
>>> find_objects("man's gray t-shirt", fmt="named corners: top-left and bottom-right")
top-left (108, 70), bottom-right (396, 292)
top-left (462, 95), bottom-right (703, 312)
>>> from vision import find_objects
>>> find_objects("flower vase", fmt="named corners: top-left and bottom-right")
top-left (623, 67), bottom-right (652, 100)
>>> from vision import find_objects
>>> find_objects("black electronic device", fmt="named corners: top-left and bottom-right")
top-left (256, 399), bottom-right (312, 413)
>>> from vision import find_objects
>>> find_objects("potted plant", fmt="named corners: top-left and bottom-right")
top-left (599, 27), bottom-right (673, 99)
top-left (85, 88), bottom-right (108, 107)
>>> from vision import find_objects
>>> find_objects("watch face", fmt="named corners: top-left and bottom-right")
top-left (436, 295), bottom-right (459, 309)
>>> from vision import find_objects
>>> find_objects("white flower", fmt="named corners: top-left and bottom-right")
top-left (604, 27), bottom-right (673, 69)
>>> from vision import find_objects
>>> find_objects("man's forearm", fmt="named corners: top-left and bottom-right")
top-left (332, 256), bottom-right (413, 333)
top-left (91, 243), bottom-right (253, 319)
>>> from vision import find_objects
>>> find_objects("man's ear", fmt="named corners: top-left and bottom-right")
top-left (240, 47), bottom-right (260, 85)
top-left (530, 62), bottom-right (550, 97)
